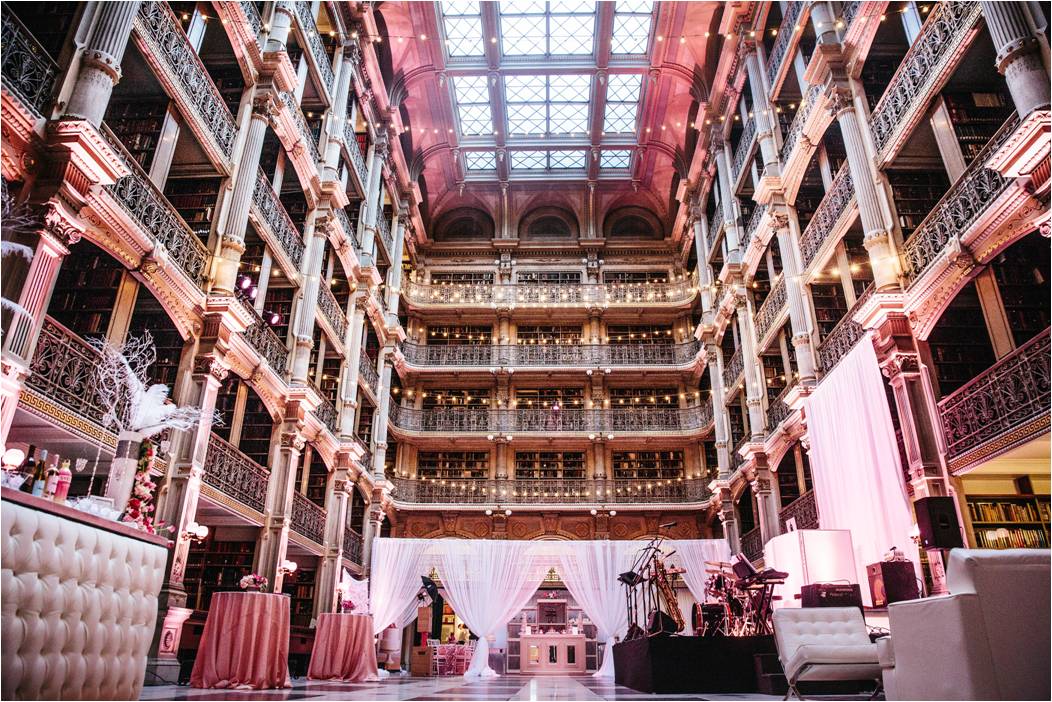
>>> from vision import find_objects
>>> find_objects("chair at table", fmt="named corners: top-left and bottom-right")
top-left (451, 641), bottom-right (477, 675)
top-left (429, 641), bottom-right (445, 676)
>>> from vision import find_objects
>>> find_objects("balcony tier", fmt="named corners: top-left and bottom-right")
top-left (400, 340), bottom-right (702, 370)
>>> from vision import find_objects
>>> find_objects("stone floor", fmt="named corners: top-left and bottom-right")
top-left (140, 674), bottom-right (879, 701)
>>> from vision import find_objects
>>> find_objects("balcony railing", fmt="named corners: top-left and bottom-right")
top-left (708, 208), bottom-right (725, 260)
top-left (765, 384), bottom-right (793, 435)
top-left (401, 340), bottom-right (702, 369)
top-left (291, 491), bottom-right (326, 544)
top-left (242, 308), bottom-right (290, 375)
top-left (755, 277), bottom-right (788, 345)
top-left (26, 317), bottom-right (108, 427)
top-left (741, 526), bottom-right (763, 562)
top-left (817, 285), bottom-right (873, 373)
top-left (779, 489), bottom-right (819, 531)
top-left (281, 91), bottom-right (321, 164)
top-left (375, 212), bottom-right (394, 259)
top-left (203, 433), bottom-right (268, 514)
top-left (403, 275), bottom-right (698, 309)
top-left (333, 206), bottom-right (360, 251)
top-left (766, 1), bottom-right (806, 89)
top-left (293, 1), bottom-right (335, 96)
top-left (343, 527), bottom-right (364, 565)
top-left (359, 351), bottom-right (379, 394)
top-left (253, 169), bottom-right (305, 269)
top-left (780, 84), bottom-right (821, 164)
top-left (390, 476), bottom-right (711, 506)
top-left (388, 404), bottom-right (712, 434)
top-left (722, 346), bottom-right (744, 390)
top-left (841, 1), bottom-right (862, 29)
top-left (317, 283), bottom-right (348, 339)
top-left (745, 203), bottom-right (768, 246)
top-left (314, 393), bottom-right (339, 436)
top-left (732, 117), bottom-right (757, 183)
top-left (239, 1), bottom-right (263, 44)
top-left (136, 1), bottom-right (237, 158)
top-left (902, 115), bottom-right (1018, 284)
top-left (800, 164), bottom-right (853, 270)
top-left (1, 10), bottom-right (57, 116)
top-left (344, 123), bottom-right (369, 188)
top-left (101, 125), bottom-right (210, 286)
top-left (869, 1), bottom-right (981, 158)
top-left (938, 328), bottom-right (1050, 462)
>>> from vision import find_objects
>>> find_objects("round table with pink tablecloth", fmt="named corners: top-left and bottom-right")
top-left (189, 591), bottom-right (292, 690)
top-left (307, 613), bottom-right (380, 682)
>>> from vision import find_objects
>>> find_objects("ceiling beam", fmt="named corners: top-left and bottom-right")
top-left (588, 1), bottom-right (616, 180)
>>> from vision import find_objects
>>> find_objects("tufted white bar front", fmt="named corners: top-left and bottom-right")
top-left (1, 488), bottom-right (170, 700)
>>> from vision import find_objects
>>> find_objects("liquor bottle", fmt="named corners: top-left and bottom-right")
top-left (43, 457), bottom-right (60, 499)
top-left (53, 460), bottom-right (72, 503)
top-left (30, 449), bottom-right (49, 497)
top-left (19, 445), bottom-right (36, 492)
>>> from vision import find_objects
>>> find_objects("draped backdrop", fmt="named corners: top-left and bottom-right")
top-left (803, 334), bottom-right (920, 603)
top-left (369, 537), bottom-right (729, 678)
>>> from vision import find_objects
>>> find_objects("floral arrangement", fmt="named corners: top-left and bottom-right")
top-left (340, 598), bottom-right (357, 614)
top-left (122, 440), bottom-right (169, 534)
top-left (239, 573), bottom-right (269, 592)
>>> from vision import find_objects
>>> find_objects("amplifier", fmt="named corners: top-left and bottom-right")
top-left (867, 561), bottom-right (919, 607)
top-left (800, 583), bottom-right (863, 609)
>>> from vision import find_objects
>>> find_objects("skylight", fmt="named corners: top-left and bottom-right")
top-left (611, 0), bottom-right (654, 55)
top-left (505, 74), bottom-right (592, 136)
top-left (453, 75), bottom-right (494, 136)
top-left (603, 73), bottom-right (642, 134)
top-left (510, 150), bottom-right (587, 170)
top-left (600, 149), bottom-right (634, 169)
top-left (499, 1), bottom-right (596, 56)
top-left (441, 1), bottom-right (485, 58)
top-left (464, 151), bottom-right (497, 170)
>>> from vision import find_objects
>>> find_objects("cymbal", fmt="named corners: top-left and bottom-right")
top-left (704, 561), bottom-right (733, 567)
top-left (705, 568), bottom-right (732, 575)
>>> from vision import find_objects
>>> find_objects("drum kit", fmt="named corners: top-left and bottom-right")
top-left (693, 555), bottom-right (787, 637)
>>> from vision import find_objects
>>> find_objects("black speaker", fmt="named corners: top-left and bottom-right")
top-left (914, 496), bottom-right (964, 549)
top-left (647, 610), bottom-right (679, 637)
top-left (866, 561), bottom-right (919, 607)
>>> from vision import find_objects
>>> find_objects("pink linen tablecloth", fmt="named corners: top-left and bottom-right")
top-left (307, 613), bottom-right (380, 681)
top-left (190, 591), bottom-right (292, 690)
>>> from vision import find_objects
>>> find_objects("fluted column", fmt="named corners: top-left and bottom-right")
top-left (714, 136), bottom-right (743, 259)
top-left (371, 350), bottom-right (394, 477)
top-left (322, 53), bottom-right (355, 180)
top-left (693, 216), bottom-right (716, 326)
top-left (751, 465), bottom-right (781, 544)
top-left (314, 455), bottom-right (353, 618)
top-left (735, 295), bottom-right (766, 441)
top-left (214, 94), bottom-right (275, 294)
top-left (290, 214), bottom-right (326, 385)
top-left (64, 1), bottom-right (141, 125)
top-left (981, 2), bottom-right (1051, 117)
top-left (385, 205), bottom-right (407, 321)
top-left (255, 421), bottom-right (304, 591)
top-left (772, 211), bottom-right (817, 384)
top-left (360, 500), bottom-right (385, 576)
top-left (744, 47), bottom-right (780, 174)
top-left (706, 346), bottom-right (732, 477)
top-left (340, 294), bottom-right (368, 438)
top-left (827, 84), bottom-right (899, 290)
top-left (264, 0), bottom-right (296, 53)
top-left (358, 131), bottom-right (390, 269)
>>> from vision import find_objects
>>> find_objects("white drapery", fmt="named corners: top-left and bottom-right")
top-left (555, 540), bottom-right (637, 678)
top-left (669, 539), bottom-right (733, 605)
top-left (436, 540), bottom-right (547, 677)
top-left (370, 538), bottom-right (433, 635)
top-left (804, 334), bottom-right (920, 604)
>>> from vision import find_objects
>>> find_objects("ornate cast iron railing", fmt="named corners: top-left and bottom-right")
top-left (766, 1), bottom-right (806, 88)
top-left (388, 404), bottom-right (712, 434)
top-left (293, 1), bottom-right (335, 96)
top-left (375, 212), bottom-right (394, 258)
top-left (745, 203), bottom-right (768, 246)
top-left (253, 169), bottom-right (305, 269)
top-left (359, 352), bottom-right (379, 393)
top-left (841, 1), bottom-right (862, 29)
top-left (242, 306), bottom-right (290, 375)
top-left (902, 115), bottom-right (1018, 284)
top-left (317, 283), bottom-right (348, 339)
top-left (765, 384), bottom-right (794, 435)
top-left (400, 339), bottom-right (701, 368)
top-left (281, 91), bottom-right (321, 163)
top-left (800, 164), bottom-right (853, 270)
top-left (136, 1), bottom-right (237, 158)
top-left (869, 1), bottom-right (981, 157)
top-left (741, 526), bottom-right (763, 562)
top-left (26, 318), bottom-right (108, 425)
top-left (390, 477), bottom-right (711, 506)
top-left (239, 1), bottom-right (263, 44)
top-left (755, 277), bottom-right (788, 345)
top-left (101, 125), bottom-right (211, 286)
top-left (291, 491), bottom-right (326, 544)
top-left (780, 84), bottom-right (822, 163)
top-left (333, 205), bottom-right (360, 250)
top-left (1, 10), bottom-right (57, 116)
top-left (343, 527), bottom-right (364, 565)
top-left (938, 328), bottom-right (1050, 461)
top-left (403, 274), bottom-right (698, 309)
top-left (314, 394), bottom-right (339, 436)
top-left (707, 206), bottom-right (724, 257)
top-left (344, 123), bottom-right (369, 187)
top-left (817, 285), bottom-right (873, 373)
top-left (203, 433), bottom-right (268, 514)
top-left (779, 489), bottom-right (819, 531)
top-left (722, 346), bottom-right (745, 390)
top-left (732, 117), bottom-right (757, 183)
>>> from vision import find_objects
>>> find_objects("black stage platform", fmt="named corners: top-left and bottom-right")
top-left (613, 635), bottom-right (777, 694)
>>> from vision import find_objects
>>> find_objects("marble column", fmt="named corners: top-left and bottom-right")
top-left (64, 1), bottom-right (141, 125)
top-left (735, 294), bottom-right (766, 441)
top-left (371, 351), bottom-right (394, 478)
top-left (745, 47), bottom-right (780, 174)
top-left (385, 205), bottom-right (408, 322)
top-left (751, 463), bottom-right (781, 544)
top-left (358, 132), bottom-right (390, 269)
top-left (314, 453), bottom-right (354, 618)
top-left (322, 53), bottom-right (355, 181)
top-left (360, 501), bottom-right (385, 576)
top-left (255, 421), bottom-right (305, 591)
top-left (714, 135), bottom-right (743, 258)
top-left (264, 0), bottom-right (295, 53)
top-left (290, 213), bottom-right (327, 385)
top-left (772, 211), bottom-right (817, 384)
top-left (340, 294), bottom-right (368, 438)
top-left (981, 1), bottom-right (1051, 117)
top-left (706, 346), bottom-right (732, 477)
top-left (693, 216), bottom-right (717, 326)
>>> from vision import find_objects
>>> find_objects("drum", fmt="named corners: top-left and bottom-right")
top-left (698, 603), bottom-right (725, 637)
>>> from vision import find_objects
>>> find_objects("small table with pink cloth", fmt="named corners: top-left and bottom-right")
top-left (189, 591), bottom-right (292, 690)
top-left (307, 613), bottom-right (379, 681)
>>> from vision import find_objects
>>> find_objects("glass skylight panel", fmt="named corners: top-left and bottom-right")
top-left (549, 151), bottom-right (586, 169)
top-left (499, 1), bottom-right (596, 56)
top-left (510, 151), bottom-right (586, 170)
top-left (600, 149), bottom-right (633, 169)
top-left (603, 73), bottom-right (642, 133)
top-left (505, 74), bottom-right (591, 136)
top-left (511, 151), bottom-right (548, 170)
top-left (441, 2), bottom-right (485, 58)
top-left (465, 151), bottom-right (497, 170)
top-left (453, 75), bottom-right (493, 136)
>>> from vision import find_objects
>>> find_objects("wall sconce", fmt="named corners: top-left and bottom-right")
top-left (279, 559), bottom-right (298, 576)
top-left (181, 521), bottom-right (209, 543)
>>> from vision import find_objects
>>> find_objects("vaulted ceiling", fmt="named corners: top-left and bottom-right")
top-left (374, 1), bottom-right (726, 241)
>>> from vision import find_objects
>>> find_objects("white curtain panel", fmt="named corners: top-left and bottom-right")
top-left (555, 540), bottom-right (638, 678)
top-left (370, 537), bottom-right (431, 635)
top-left (668, 539), bottom-right (733, 604)
top-left (436, 540), bottom-right (546, 677)
top-left (804, 334), bottom-right (920, 604)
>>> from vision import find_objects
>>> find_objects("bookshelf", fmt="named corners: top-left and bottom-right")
top-left (517, 270), bottom-right (582, 285)
top-left (281, 567), bottom-right (317, 628)
top-left (603, 270), bottom-right (669, 284)
top-left (421, 389), bottom-right (491, 409)
top-left (355, 401), bottom-right (375, 445)
top-left (516, 326), bottom-right (582, 344)
top-left (990, 233), bottom-right (1050, 347)
top-left (429, 272), bottom-right (494, 285)
top-left (105, 99), bottom-right (169, 171)
top-left (182, 539), bottom-right (257, 612)
top-left (966, 495), bottom-right (1050, 549)
top-left (611, 450), bottom-right (685, 480)
top-left (606, 324), bottom-right (675, 344)
top-left (426, 325), bottom-right (492, 344)
top-left (810, 282), bottom-right (849, 339)
top-left (238, 387), bottom-right (274, 468)
top-left (48, 241), bottom-right (124, 337)
top-left (887, 170), bottom-right (951, 242)
top-left (127, 299), bottom-right (184, 388)
top-left (943, 92), bottom-right (1013, 164)
top-left (262, 286), bottom-right (294, 346)
top-left (165, 176), bottom-right (223, 240)
top-left (417, 451), bottom-right (490, 479)
top-left (209, 62), bottom-right (246, 116)
top-left (304, 450), bottom-right (328, 506)
top-left (211, 377), bottom-right (240, 443)
top-left (514, 451), bottom-right (586, 480)
top-left (927, 280), bottom-right (997, 396)
top-left (608, 387), bottom-right (679, 409)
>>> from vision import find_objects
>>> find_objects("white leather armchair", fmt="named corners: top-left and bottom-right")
top-left (772, 606), bottom-right (882, 700)
top-left (878, 548), bottom-right (1051, 700)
